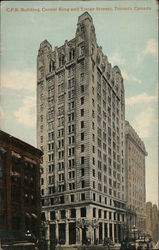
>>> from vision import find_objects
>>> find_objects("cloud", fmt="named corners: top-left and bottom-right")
top-left (132, 108), bottom-right (154, 139)
top-left (14, 96), bottom-right (36, 128)
top-left (1, 69), bottom-right (36, 93)
top-left (108, 52), bottom-right (125, 66)
top-left (122, 70), bottom-right (141, 84)
top-left (138, 39), bottom-right (158, 61)
top-left (126, 92), bottom-right (156, 106)
top-left (143, 39), bottom-right (158, 56)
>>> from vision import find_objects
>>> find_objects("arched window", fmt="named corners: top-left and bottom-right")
top-left (69, 48), bottom-right (75, 61)
top-left (49, 60), bottom-right (55, 72)
top-left (59, 54), bottom-right (65, 67)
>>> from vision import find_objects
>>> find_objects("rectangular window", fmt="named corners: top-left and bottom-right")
top-left (98, 209), bottom-right (102, 218)
top-left (93, 208), bottom-right (96, 217)
top-left (81, 97), bottom-right (84, 105)
top-left (81, 133), bottom-right (84, 141)
top-left (109, 212), bottom-right (112, 220)
top-left (81, 46), bottom-right (85, 55)
top-left (81, 193), bottom-right (85, 201)
top-left (71, 194), bottom-right (74, 202)
top-left (93, 169), bottom-right (95, 177)
top-left (81, 168), bottom-right (84, 176)
top-left (70, 209), bottom-right (76, 218)
top-left (81, 85), bottom-right (84, 93)
top-left (92, 157), bottom-right (95, 165)
top-left (93, 193), bottom-right (96, 201)
top-left (81, 180), bottom-right (85, 188)
top-left (81, 156), bottom-right (84, 164)
top-left (50, 211), bottom-right (55, 220)
top-left (60, 210), bottom-right (66, 219)
top-left (81, 121), bottom-right (84, 129)
top-left (81, 207), bottom-right (86, 217)
top-left (104, 211), bottom-right (107, 219)
top-left (81, 109), bottom-right (84, 117)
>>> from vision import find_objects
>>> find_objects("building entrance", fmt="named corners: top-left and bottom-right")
top-left (82, 227), bottom-right (86, 244)
top-left (69, 223), bottom-right (76, 244)
top-left (59, 224), bottom-right (66, 244)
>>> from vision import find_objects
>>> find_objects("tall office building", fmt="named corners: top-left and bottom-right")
top-left (37, 12), bottom-right (126, 248)
top-left (146, 202), bottom-right (159, 243)
top-left (125, 121), bottom-right (147, 234)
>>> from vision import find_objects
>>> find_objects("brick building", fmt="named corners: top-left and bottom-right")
top-left (37, 12), bottom-right (126, 248)
top-left (0, 130), bottom-right (42, 248)
top-left (125, 121), bottom-right (147, 235)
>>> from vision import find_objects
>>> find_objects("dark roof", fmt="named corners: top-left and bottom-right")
top-left (0, 130), bottom-right (42, 157)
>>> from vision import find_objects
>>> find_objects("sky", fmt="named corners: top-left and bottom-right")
top-left (1, 1), bottom-right (158, 206)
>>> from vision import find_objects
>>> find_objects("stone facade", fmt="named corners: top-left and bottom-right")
top-left (37, 12), bottom-right (126, 248)
top-left (125, 121), bottom-right (147, 235)
top-left (146, 202), bottom-right (159, 243)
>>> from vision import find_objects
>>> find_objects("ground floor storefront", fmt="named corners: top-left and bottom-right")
top-left (48, 222), bottom-right (122, 247)
top-left (41, 205), bottom-right (126, 250)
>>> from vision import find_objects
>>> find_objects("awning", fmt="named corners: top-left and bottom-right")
top-left (11, 151), bottom-right (21, 158)
top-left (25, 212), bottom-right (31, 219)
top-left (32, 213), bottom-right (38, 219)
top-left (24, 156), bottom-right (36, 164)
top-left (0, 147), bottom-right (6, 154)
top-left (10, 171), bottom-right (20, 177)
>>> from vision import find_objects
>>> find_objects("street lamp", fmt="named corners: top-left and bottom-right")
top-left (132, 225), bottom-right (138, 242)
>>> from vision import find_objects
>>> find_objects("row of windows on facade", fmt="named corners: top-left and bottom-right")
top-left (46, 151), bottom-right (121, 173)
top-left (11, 188), bottom-right (36, 205)
top-left (42, 189), bottom-right (124, 208)
top-left (41, 179), bottom-right (122, 198)
top-left (46, 149), bottom-right (122, 174)
top-left (46, 139), bottom-right (122, 164)
top-left (46, 110), bottom-right (123, 129)
top-left (40, 64), bottom-right (121, 110)
top-left (10, 173), bottom-right (35, 187)
top-left (41, 151), bottom-right (122, 178)
top-left (41, 133), bottom-right (122, 160)
top-left (0, 151), bottom-right (36, 169)
top-left (43, 128), bottom-right (122, 150)
top-left (46, 60), bottom-right (120, 107)
top-left (48, 141), bottom-right (119, 161)
top-left (44, 171), bottom-right (122, 192)
top-left (42, 105), bottom-right (120, 129)
top-left (39, 72), bottom-right (83, 104)
top-left (41, 189), bottom-right (109, 205)
top-left (42, 208), bottom-right (124, 223)
top-left (45, 154), bottom-right (123, 176)
top-left (55, 89), bottom-right (120, 112)
top-left (41, 165), bottom-right (121, 188)
top-left (40, 102), bottom-right (123, 141)
top-left (46, 123), bottom-right (122, 148)
top-left (44, 179), bottom-right (122, 197)
top-left (45, 74), bottom-right (84, 98)
top-left (48, 46), bottom-right (84, 72)
top-left (46, 86), bottom-right (121, 119)
top-left (43, 91), bottom-right (120, 121)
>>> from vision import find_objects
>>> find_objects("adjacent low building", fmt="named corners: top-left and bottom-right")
top-left (0, 130), bottom-right (42, 249)
top-left (125, 121), bottom-right (147, 236)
